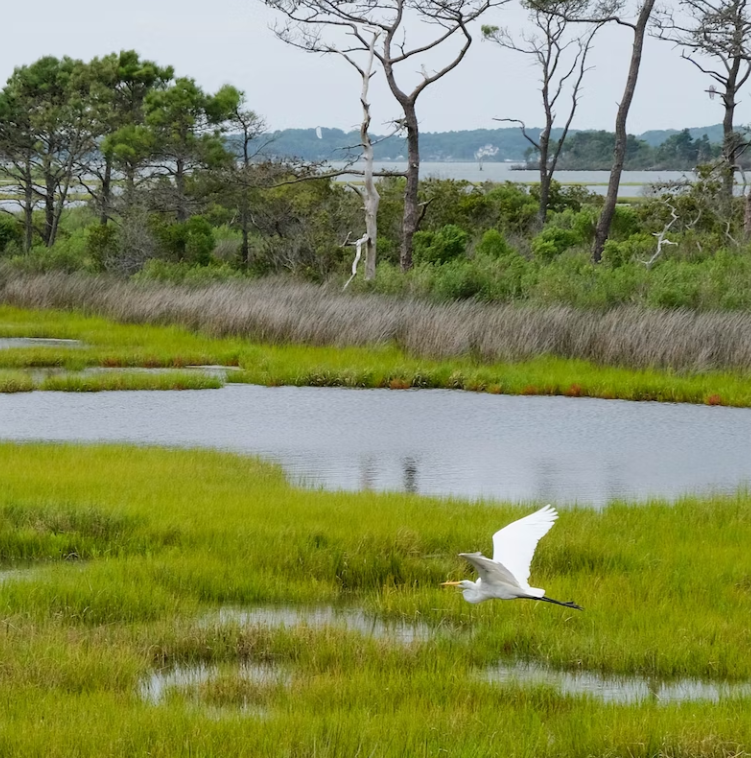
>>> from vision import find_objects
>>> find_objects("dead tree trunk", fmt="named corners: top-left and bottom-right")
top-left (486, 10), bottom-right (600, 227)
top-left (356, 31), bottom-right (381, 281)
top-left (265, 0), bottom-right (495, 273)
top-left (23, 160), bottom-right (33, 253)
top-left (592, 0), bottom-right (655, 263)
top-left (100, 159), bottom-right (112, 226)
top-left (652, 0), bottom-right (751, 202)
top-left (401, 104), bottom-right (420, 272)
top-left (722, 58), bottom-right (742, 197)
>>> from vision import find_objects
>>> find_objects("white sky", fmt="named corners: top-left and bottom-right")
top-left (0, 0), bottom-right (737, 135)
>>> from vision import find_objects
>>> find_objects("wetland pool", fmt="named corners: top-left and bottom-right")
top-left (0, 384), bottom-right (749, 506)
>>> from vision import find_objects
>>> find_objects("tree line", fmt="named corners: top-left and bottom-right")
top-left (525, 129), bottom-right (721, 170)
top-left (263, 0), bottom-right (751, 266)
top-left (2, 0), bottom-right (751, 288)
top-left (263, 125), bottom-right (723, 167)
top-left (0, 51), bottom-right (283, 268)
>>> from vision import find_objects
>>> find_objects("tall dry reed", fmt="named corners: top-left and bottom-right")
top-left (2, 271), bottom-right (750, 372)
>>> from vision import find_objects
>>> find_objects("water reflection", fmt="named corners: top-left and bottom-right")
top-left (485, 661), bottom-right (751, 703)
top-left (403, 457), bottom-right (419, 493)
top-left (139, 660), bottom-right (286, 711)
top-left (0, 338), bottom-right (83, 349)
top-left (1, 385), bottom-right (750, 506)
top-left (203, 605), bottom-right (432, 644)
top-left (0, 567), bottom-right (35, 584)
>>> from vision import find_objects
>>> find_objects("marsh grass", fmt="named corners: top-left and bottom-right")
top-left (4, 272), bottom-right (751, 373)
top-left (0, 369), bottom-right (33, 392)
top-left (38, 370), bottom-right (223, 391)
top-left (2, 305), bottom-right (751, 405)
top-left (1, 442), bottom-right (751, 755)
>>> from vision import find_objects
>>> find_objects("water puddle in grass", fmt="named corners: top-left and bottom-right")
top-left (485, 661), bottom-right (751, 704)
top-left (140, 661), bottom-right (285, 716)
top-left (0, 338), bottom-right (84, 349)
top-left (81, 365), bottom-right (241, 379)
top-left (0, 567), bottom-right (36, 584)
top-left (203, 605), bottom-right (433, 644)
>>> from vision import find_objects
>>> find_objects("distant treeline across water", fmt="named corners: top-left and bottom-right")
top-left (254, 124), bottom-right (727, 170)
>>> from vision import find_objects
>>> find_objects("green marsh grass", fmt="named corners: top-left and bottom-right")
top-left (2, 305), bottom-right (751, 405)
top-left (4, 272), bottom-right (751, 373)
top-left (1, 442), bottom-right (751, 755)
top-left (38, 370), bottom-right (223, 391)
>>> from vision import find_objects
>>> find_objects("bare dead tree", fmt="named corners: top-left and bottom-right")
top-left (225, 101), bottom-right (270, 267)
top-left (532, 0), bottom-right (656, 262)
top-left (339, 29), bottom-right (382, 282)
top-left (262, 0), bottom-right (501, 271)
top-left (484, 3), bottom-right (602, 225)
top-left (641, 201), bottom-right (678, 267)
top-left (652, 0), bottom-right (751, 198)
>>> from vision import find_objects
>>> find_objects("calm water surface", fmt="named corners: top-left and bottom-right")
top-left (331, 161), bottom-right (694, 196)
top-left (1, 385), bottom-right (749, 506)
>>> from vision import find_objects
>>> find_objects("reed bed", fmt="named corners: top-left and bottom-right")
top-left (1, 442), bottom-right (751, 756)
top-left (3, 271), bottom-right (751, 372)
top-left (2, 305), bottom-right (751, 405)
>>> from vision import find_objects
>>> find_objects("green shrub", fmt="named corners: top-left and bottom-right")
top-left (133, 259), bottom-right (241, 285)
top-left (546, 207), bottom-right (598, 242)
top-left (152, 216), bottom-right (216, 265)
top-left (86, 224), bottom-right (119, 271)
top-left (610, 205), bottom-right (641, 240)
top-left (531, 227), bottom-right (582, 261)
top-left (8, 242), bottom-right (89, 274)
top-left (530, 180), bottom-right (600, 214)
top-left (602, 233), bottom-right (656, 267)
top-left (413, 224), bottom-right (469, 265)
top-left (474, 229), bottom-right (514, 259)
top-left (0, 216), bottom-right (22, 254)
top-left (645, 260), bottom-right (702, 309)
top-left (431, 259), bottom-right (488, 300)
top-left (486, 182), bottom-right (539, 233)
top-left (376, 236), bottom-right (399, 266)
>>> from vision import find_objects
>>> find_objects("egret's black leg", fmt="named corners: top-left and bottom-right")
top-left (533, 596), bottom-right (583, 611)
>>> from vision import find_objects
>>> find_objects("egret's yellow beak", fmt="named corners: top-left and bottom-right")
top-left (441, 581), bottom-right (461, 587)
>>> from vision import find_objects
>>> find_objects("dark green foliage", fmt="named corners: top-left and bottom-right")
top-left (530, 181), bottom-right (601, 214)
top-left (152, 216), bottom-right (215, 265)
top-left (419, 179), bottom-right (496, 231)
top-left (602, 233), bottom-right (655, 267)
top-left (263, 124), bottom-right (728, 166)
top-left (413, 224), bottom-right (469, 264)
top-left (653, 129), bottom-right (718, 168)
top-left (0, 216), bottom-right (22, 254)
top-left (485, 183), bottom-right (539, 232)
top-left (531, 227), bottom-right (583, 261)
top-left (85, 225), bottom-right (119, 271)
top-left (475, 229), bottom-right (514, 259)
top-left (609, 206), bottom-right (641, 240)
top-left (134, 259), bottom-right (240, 285)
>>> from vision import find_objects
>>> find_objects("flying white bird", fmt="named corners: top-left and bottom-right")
top-left (442, 504), bottom-right (583, 610)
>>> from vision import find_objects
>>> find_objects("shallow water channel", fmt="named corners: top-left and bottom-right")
top-left (138, 606), bottom-right (751, 710)
top-left (0, 384), bottom-right (749, 506)
top-left (485, 661), bottom-right (751, 704)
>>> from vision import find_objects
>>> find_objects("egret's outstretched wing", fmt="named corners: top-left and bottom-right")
top-left (491, 505), bottom-right (558, 589)
top-left (459, 552), bottom-right (520, 589)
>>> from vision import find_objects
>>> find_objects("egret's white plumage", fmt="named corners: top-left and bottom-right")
top-left (442, 504), bottom-right (582, 610)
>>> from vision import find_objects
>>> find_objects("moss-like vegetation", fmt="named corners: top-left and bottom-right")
top-left (0, 441), bottom-right (751, 756)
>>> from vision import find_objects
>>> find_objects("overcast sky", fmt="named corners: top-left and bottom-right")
top-left (1, 0), bottom-right (740, 135)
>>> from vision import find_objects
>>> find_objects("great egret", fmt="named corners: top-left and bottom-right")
top-left (442, 504), bottom-right (583, 610)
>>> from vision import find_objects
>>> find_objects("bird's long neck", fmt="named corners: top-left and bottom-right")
top-left (462, 582), bottom-right (484, 604)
